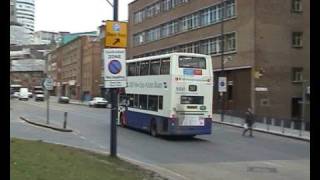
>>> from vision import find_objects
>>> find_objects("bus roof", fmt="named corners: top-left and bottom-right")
top-left (126, 53), bottom-right (210, 63)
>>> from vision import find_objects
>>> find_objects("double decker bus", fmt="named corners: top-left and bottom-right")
top-left (119, 53), bottom-right (213, 137)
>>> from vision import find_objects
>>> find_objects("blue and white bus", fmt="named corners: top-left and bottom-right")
top-left (119, 53), bottom-right (213, 137)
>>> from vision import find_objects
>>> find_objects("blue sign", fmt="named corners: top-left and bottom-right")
top-left (220, 81), bottom-right (225, 87)
top-left (108, 60), bottom-right (122, 74)
top-left (183, 69), bottom-right (194, 75)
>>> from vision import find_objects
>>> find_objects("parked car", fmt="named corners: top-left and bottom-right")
top-left (58, 96), bottom-right (70, 104)
top-left (28, 92), bottom-right (33, 98)
top-left (12, 92), bottom-right (20, 98)
top-left (35, 94), bottom-right (45, 101)
top-left (88, 97), bottom-right (108, 108)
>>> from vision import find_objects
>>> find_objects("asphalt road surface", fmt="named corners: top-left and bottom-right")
top-left (10, 98), bottom-right (310, 180)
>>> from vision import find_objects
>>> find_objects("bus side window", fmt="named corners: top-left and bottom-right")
top-left (160, 58), bottom-right (170, 74)
top-left (135, 62), bottom-right (140, 76)
top-left (140, 61), bottom-right (150, 76)
top-left (150, 59), bottom-right (160, 75)
top-left (128, 94), bottom-right (134, 107)
top-left (148, 95), bottom-right (158, 111)
top-left (139, 95), bottom-right (148, 109)
top-left (134, 94), bottom-right (139, 108)
top-left (128, 63), bottom-right (136, 76)
top-left (159, 96), bottom-right (163, 110)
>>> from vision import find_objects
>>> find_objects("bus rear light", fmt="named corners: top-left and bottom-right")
top-left (194, 69), bottom-right (202, 75)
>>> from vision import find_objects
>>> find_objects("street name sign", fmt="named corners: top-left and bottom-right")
top-left (218, 77), bottom-right (227, 92)
top-left (104, 48), bottom-right (126, 88)
top-left (43, 78), bottom-right (54, 90)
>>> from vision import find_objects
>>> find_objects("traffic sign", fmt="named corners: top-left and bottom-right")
top-left (218, 77), bottom-right (227, 92)
top-left (105, 21), bottom-right (127, 48)
top-left (104, 48), bottom-right (126, 88)
top-left (43, 78), bottom-right (54, 90)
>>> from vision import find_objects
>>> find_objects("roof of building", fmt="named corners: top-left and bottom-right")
top-left (11, 59), bottom-right (45, 72)
top-left (61, 31), bottom-right (97, 45)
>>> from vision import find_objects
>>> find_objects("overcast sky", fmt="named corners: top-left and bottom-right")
top-left (34, 0), bottom-right (135, 33)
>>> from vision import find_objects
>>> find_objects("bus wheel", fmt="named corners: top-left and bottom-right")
top-left (150, 120), bottom-right (157, 137)
top-left (120, 113), bottom-right (126, 127)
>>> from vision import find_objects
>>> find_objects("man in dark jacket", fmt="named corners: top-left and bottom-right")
top-left (242, 108), bottom-right (254, 137)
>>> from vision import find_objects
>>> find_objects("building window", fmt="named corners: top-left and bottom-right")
top-left (133, 0), bottom-right (235, 46)
top-left (292, 32), bottom-right (303, 48)
top-left (134, 32), bottom-right (236, 57)
top-left (292, 0), bottom-right (302, 12)
top-left (292, 67), bottom-right (303, 82)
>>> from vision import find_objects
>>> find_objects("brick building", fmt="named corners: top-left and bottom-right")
top-left (127, 0), bottom-right (309, 122)
top-left (10, 59), bottom-right (45, 89)
top-left (48, 36), bottom-right (101, 100)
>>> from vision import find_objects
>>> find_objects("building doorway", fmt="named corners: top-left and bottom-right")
top-left (291, 97), bottom-right (302, 120)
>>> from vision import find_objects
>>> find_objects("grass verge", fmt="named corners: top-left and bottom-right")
top-left (10, 138), bottom-right (167, 180)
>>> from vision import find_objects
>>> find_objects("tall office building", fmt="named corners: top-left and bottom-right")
top-left (128, 0), bottom-right (310, 122)
top-left (15, 0), bottom-right (35, 43)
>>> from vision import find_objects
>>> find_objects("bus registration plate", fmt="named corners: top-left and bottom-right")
top-left (181, 116), bottom-right (205, 126)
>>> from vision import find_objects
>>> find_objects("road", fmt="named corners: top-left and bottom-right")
top-left (10, 98), bottom-right (310, 180)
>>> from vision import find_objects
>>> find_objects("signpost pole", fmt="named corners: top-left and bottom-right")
top-left (46, 89), bottom-right (49, 124)
top-left (110, 0), bottom-right (118, 157)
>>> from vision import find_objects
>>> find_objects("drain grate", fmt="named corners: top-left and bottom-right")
top-left (247, 166), bottom-right (278, 173)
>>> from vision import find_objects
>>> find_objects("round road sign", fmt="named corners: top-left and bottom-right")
top-left (43, 78), bottom-right (54, 90)
top-left (108, 60), bottom-right (122, 74)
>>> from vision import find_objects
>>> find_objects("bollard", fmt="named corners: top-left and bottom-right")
top-left (281, 119), bottom-right (285, 134)
top-left (299, 121), bottom-right (304, 137)
top-left (271, 118), bottom-right (275, 126)
top-left (263, 117), bottom-right (269, 131)
top-left (63, 112), bottom-right (68, 129)
top-left (290, 121), bottom-right (294, 129)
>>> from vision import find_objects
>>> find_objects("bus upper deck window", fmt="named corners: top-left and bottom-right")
top-left (150, 59), bottom-right (160, 75)
top-left (160, 58), bottom-right (170, 74)
top-left (178, 56), bottom-right (206, 69)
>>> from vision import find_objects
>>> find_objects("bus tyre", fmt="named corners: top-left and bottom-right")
top-left (150, 120), bottom-right (157, 137)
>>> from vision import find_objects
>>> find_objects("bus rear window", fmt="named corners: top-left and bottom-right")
top-left (178, 56), bottom-right (206, 69)
top-left (180, 96), bottom-right (204, 104)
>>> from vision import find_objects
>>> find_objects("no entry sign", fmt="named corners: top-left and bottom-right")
top-left (104, 48), bottom-right (126, 88)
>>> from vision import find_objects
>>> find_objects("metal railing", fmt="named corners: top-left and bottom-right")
top-left (214, 110), bottom-right (310, 138)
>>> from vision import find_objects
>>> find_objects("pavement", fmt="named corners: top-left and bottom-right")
top-left (212, 114), bottom-right (310, 141)
top-left (10, 98), bottom-right (310, 180)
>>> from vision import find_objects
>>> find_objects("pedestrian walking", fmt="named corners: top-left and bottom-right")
top-left (242, 108), bottom-right (255, 137)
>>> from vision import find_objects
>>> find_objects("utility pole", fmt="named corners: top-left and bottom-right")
top-left (110, 0), bottom-right (118, 157)
top-left (220, 0), bottom-right (226, 122)
top-left (45, 59), bottom-right (50, 124)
